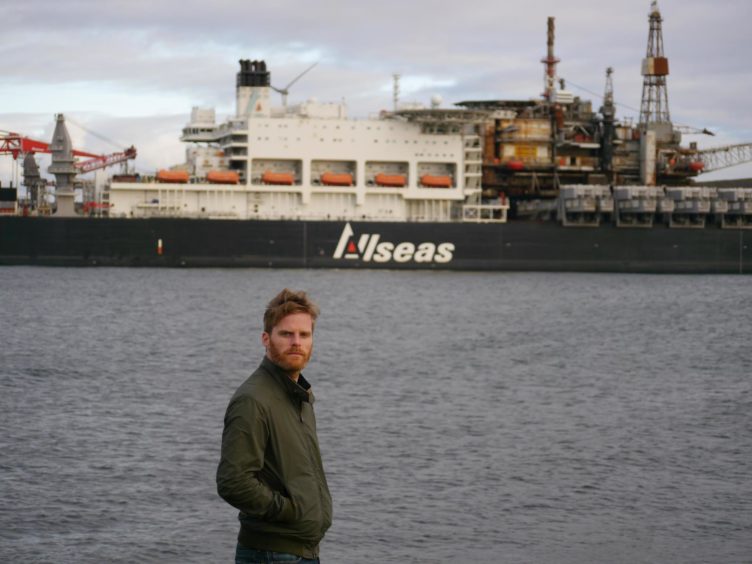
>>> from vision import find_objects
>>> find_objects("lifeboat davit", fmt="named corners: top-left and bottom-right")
top-left (505, 160), bottom-right (525, 172)
top-left (156, 170), bottom-right (189, 183)
top-left (262, 171), bottom-right (295, 185)
top-left (374, 173), bottom-right (407, 187)
top-left (419, 174), bottom-right (452, 188)
top-left (320, 172), bottom-right (353, 186)
top-left (206, 170), bottom-right (240, 184)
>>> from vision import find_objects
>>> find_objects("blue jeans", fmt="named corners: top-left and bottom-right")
top-left (235, 543), bottom-right (320, 564)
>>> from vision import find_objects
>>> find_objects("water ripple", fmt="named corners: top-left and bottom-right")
top-left (1, 268), bottom-right (750, 563)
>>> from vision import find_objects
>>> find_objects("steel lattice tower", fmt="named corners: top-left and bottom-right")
top-left (639, 1), bottom-right (671, 126)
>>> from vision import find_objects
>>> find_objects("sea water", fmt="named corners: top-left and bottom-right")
top-left (1, 267), bottom-right (750, 563)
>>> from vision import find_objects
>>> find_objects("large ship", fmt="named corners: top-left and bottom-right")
top-left (1, 3), bottom-right (751, 273)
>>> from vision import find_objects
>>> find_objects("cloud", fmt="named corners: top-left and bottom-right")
top-left (2, 0), bottom-right (751, 184)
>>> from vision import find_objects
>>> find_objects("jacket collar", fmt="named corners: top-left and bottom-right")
top-left (261, 356), bottom-right (313, 404)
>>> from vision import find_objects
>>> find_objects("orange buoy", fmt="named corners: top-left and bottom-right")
top-left (206, 170), bottom-right (240, 184)
top-left (321, 172), bottom-right (353, 186)
top-left (156, 170), bottom-right (189, 183)
top-left (262, 171), bottom-right (295, 185)
top-left (374, 173), bottom-right (407, 187)
top-left (419, 174), bottom-right (452, 188)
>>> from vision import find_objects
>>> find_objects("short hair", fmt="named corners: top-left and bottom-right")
top-left (263, 288), bottom-right (320, 334)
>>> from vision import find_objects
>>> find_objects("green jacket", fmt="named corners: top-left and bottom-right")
top-left (217, 357), bottom-right (332, 559)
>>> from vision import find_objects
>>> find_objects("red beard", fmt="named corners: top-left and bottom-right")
top-left (267, 340), bottom-right (311, 373)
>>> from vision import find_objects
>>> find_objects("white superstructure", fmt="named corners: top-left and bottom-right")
top-left (108, 59), bottom-right (508, 223)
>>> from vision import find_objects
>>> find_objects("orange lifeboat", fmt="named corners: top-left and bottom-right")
top-left (156, 170), bottom-right (189, 183)
top-left (206, 170), bottom-right (240, 184)
top-left (262, 171), bottom-right (295, 185)
top-left (320, 172), bottom-right (353, 186)
top-left (374, 173), bottom-right (407, 187)
top-left (419, 174), bottom-right (452, 188)
top-left (506, 160), bottom-right (525, 172)
top-left (688, 161), bottom-right (705, 173)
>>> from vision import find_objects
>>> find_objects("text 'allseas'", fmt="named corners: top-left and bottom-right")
top-left (333, 223), bottom-right (454, 264)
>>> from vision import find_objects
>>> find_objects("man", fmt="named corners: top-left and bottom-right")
top-left (217, 289), bottom-right (332, 564)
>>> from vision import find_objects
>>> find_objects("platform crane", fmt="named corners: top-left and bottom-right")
top-left (674, 125), bottom-right (715, 136)
top-left (691, 143), bottom-right (752, 174)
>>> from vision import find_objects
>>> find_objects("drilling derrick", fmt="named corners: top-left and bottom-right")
top-left (639, 1), bottom-right (673, 142)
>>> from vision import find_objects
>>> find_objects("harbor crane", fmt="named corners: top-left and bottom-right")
top-left (0, 131), bottom-right (98, 160)
top-left (0, 131), bottom-right (136, 173)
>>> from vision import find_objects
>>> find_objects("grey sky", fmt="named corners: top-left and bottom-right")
top-left (2, 0), bottom-right (751, 182)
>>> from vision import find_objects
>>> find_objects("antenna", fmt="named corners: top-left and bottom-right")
top-left (393, 73), bottom-right (401, 111)
top-left (271, 62), bottom-right (318, 107)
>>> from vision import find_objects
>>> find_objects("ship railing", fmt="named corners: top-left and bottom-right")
top-left (215, 117), bottom-right (248, 133)
top-left (461, 202), bottom-right (509, 223)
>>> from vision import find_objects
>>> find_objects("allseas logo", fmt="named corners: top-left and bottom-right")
top-left (333, 223), bottom-right (454, 264)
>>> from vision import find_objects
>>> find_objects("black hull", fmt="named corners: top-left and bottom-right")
top-left (0, 216), bottom-right (749, 273)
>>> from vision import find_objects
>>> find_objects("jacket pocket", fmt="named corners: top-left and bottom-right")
top-left (286, 476), bottom-right (325, 541)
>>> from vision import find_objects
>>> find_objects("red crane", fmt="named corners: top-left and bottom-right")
top-left (0, 131), bottom-right (136, 173)
top-left (76, 145), bottom-right (137, 173)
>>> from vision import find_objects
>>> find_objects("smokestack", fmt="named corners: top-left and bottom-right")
top-left (236, 59), bottom-right (272, 117)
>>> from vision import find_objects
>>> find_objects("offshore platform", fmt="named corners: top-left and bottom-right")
top-left (458, 1), bottom-right (752, 209)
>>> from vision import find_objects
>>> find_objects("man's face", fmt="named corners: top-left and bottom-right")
top-left (262, 312), bottom-right (314, 376)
